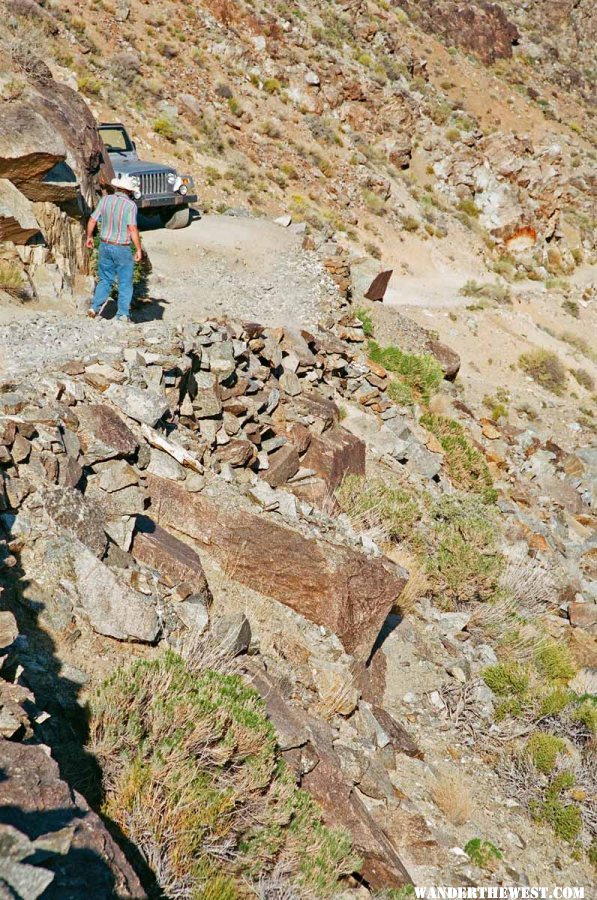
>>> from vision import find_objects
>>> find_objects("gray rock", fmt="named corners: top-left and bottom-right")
top-left (105, 383), bottom-right (169, 427)
top-left (97, 459), bottom-right (139, 493)
top-left (207, 341), bottom-right (235, 380)
top-left (147, 448), bottom-right (186, 481)
top-left (71, 541), bottom-right (159, 642)
top-left (176, 596), bottom-right (210, 634)
top-left (211, 612), bottom-right (251, 656)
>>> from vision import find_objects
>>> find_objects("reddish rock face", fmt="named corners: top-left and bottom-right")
top-left (303, 751), bottom-right (412, 888)
top-left (132, 516), bottom-right (212, 603)
top-left (262, 443), bottom-right (300, 487)
top-left (302, 426), bottom-right (366, 492)
top-left (393, 1), bottom-right (519, 64)
top-left (147, 476), bottom-right (407, 660)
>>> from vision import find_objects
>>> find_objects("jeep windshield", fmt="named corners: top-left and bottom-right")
top-left (99, 125), bottom-right (133, 154)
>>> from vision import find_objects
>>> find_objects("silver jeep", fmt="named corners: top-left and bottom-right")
top-left (98, 122), bottom-right (197, 229)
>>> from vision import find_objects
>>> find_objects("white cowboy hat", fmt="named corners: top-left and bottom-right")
top-left (111, 174), bottom-right (139, 193)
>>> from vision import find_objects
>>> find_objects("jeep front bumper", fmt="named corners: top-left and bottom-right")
top-left (137, 193), bottom-right (197, 209)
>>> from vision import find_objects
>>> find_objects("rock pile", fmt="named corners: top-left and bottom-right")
top-left (0, 314), bottom-right (455, 660)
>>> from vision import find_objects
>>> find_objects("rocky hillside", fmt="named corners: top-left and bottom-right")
top-left (0, 0), bottom-right (595, 897)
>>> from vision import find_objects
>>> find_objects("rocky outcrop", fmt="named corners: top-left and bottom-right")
top-left (0, 740), bottom-right (146, 898)
top-left (394, 0), bottom-right (519, 64)
top-left (148, 475), bottom-right (405, 660)
top-left (0, 41), bottom-right (112, 301)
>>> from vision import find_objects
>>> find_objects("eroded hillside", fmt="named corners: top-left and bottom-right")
top-left (0, 1), bottom-right (595, 898)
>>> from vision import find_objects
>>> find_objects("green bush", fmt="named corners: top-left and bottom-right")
top-left (90, 652), bottom-right (359, 897)
top-left (534, 641), bottom-right (576, 684)
top-left (427, 494), bottom-right (503, 607)
top-left (464, 838), bottom-right (502, 869)
top-left (483, 662), bottom-right (530, 698)
top-left (525, 732), bottom-right (567, 774)
top-left (153, 116), bottom-right (178, 141)
top-left (368, 341), bottom-right (443, 406)
top-left (420, 414), bottom-right (497, 503)
top-left (531, 772), bottom-right (582, 843)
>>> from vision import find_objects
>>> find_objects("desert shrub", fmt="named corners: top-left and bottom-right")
top-left (562, 299), bottom-right (580, 318)
top-left (519, 348), bottom-right (567, 394)
top-left (368, 341), bottom-right (443, 406)
top-left (336, 474), bottom-right (420, 544)
top-left (459, 280), bottom-right (511, 304)
top-left (534, 641), bottom-right (576, 684)
top-left (457, 199), bottom-right (479, 218)
top-left (426, 494), bottom-right (503, 607)
top-left (365, 241), bottom-right (382, 260)
top-left (525, 733), bottom-right (567, 774)
top-left (110, 51), bottom-right (142, 80)
top-left (464, 838), bottom-right (502, 870)
top-left (420, 414), bottom-right (497, 502)
top-left (483, 638), bottom-right (577, 724)
top-left (560, 332), bottom-right (596, 362)
top-left (400, 214), bottom-right (420, 232)
top-left (572, 368), bottom-right (594, 390)
top-left (77, 72), bottom-right (101, 96)
top-left (354, 307), bottom-right (374, 337)
top-left (263, 77), bottom-right (282, 94)
top-left (572, 700), bottom-right (597, 735)
top-left (153, 116), bottom-right (178, 141)
top-left (531, 772), bottom-right (582, 843)
top-left (483, 661), bottom-right (531, 698)
top-left (90, 652), bottom-right (359, 897)
top-left (362, 189), bottom-right (386, 215)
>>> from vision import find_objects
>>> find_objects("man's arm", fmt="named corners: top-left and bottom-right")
top-left (85, 216), bottom-right (98, 250)
top-left (129, 225), bottom-right (142, 263)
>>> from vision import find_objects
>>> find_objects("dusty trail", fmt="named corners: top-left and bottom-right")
top-left (0, 215), bottom-right (339, 379)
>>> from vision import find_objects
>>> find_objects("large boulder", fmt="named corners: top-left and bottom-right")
top-left (0, 739), bottom-right (146, 898)
top-left (147, 476), bottom-right (407, 660)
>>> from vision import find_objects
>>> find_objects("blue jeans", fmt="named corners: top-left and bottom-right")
top-left (92, 242), bottom-right (134, 317)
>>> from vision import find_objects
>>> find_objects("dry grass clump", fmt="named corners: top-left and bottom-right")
top-left (519, 348), bottom-right (567, 394)
top-left (90, 651), bottom-right (359, 897)
top-left (420, 414), bottom-right (497, 503)
top-left (430, 771), bottom-right (474, 825)
top-left (386, 547), bottom-right (430, 616)
top-left (336, 474), bottom-right (421, 545)
top-left (426, 493), bottom-right (504, 609)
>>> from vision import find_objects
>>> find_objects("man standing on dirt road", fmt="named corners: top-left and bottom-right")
top-left (86, 175), bottom-right (142, 322)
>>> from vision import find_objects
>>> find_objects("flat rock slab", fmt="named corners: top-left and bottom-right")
top-left (38, 482), bottom-right (107, 558)
top-left (132, 515), bottom-right (212, 602)
top-left (71, 541), bottom-right (159, 642)
top-left (76, 404), bottom-right (139, 464)
top-left (105, 383), bottom-right (169, 427)
top-left (0, 740), bottom-right (146, 899)
top-left (147, 476), bottom-right (407, 660)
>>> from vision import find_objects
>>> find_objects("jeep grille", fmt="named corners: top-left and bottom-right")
top-left (139, 171), bottom-right (171, 196)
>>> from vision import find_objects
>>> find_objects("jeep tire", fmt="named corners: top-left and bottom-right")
top-left (160, 205), bottom-right (191, 229)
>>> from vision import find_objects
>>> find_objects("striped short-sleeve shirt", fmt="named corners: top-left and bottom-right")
top-left (91, 192), bottom-right (137, 244)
